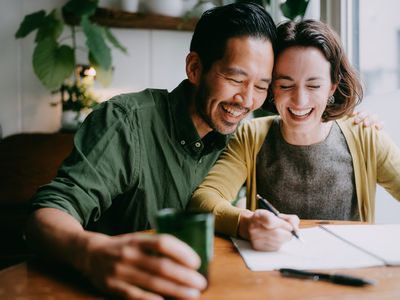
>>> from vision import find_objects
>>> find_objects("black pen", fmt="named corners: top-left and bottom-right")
top-left (279, 268), bottom-right (375, 287)
top-left (256, 194), bottom-right (304, 242)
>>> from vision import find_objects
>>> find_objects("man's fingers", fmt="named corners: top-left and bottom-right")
top-left (135, 253), bottom-right (207, 289)
top-left (352, 110), bottom-right (368, 124)
top-left (106, 277), bottom-right (164, 300)
top-left (352, 111), bottom-right (383, 130)
top-left (128, 234), bottom-right (201, 268)
top-left (108, 263), bottom-right (202, 299)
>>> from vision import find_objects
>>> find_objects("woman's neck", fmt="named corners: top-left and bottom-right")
top-left (280, 120), bottom-right (333, 146)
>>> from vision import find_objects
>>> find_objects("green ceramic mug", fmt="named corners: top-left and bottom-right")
top-left (155, 208), bottom-right (214, 278)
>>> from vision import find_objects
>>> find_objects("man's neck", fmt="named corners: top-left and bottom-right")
top-left (188, 102), bottom-right (213, 139)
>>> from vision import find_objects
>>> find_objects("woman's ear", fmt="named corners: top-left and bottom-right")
top-left (330, 82), bottom-right (338, 97)
top-left (186, 52), bottom-right (202, 85)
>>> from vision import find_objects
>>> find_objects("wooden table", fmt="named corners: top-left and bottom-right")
top-left (1, 221), bottom-right (400, 299)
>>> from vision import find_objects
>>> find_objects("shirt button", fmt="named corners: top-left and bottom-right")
top-left (180, 140), bottom-right (186, 145)
top-left (195, 142), bottom-right (201, 148)
top-left (198, 159), bottom-right (203, 164)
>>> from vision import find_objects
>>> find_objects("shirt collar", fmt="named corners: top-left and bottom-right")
top-left (170, 80), bottom-right (231, 158)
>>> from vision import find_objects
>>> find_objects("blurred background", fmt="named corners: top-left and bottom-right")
top-left (1, 0), bottom-right (399, 222)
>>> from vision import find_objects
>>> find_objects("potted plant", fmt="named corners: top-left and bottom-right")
top-left (188, 0), bottom-right (309, 21)
top-left (15, 0), bottom-right (127, 130)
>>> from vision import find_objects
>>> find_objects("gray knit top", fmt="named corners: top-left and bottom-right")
top-left (256, 117), bottom-right (359, 220)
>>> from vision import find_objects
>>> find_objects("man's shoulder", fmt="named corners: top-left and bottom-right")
top-left (107, 88), bottom-right (169, 113)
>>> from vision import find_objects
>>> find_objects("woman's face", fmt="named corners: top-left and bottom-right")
top-left (272, 46), bottom-right (336, 138)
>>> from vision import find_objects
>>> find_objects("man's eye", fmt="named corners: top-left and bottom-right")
top-left (280, 85), bottom-right (293, 90)
top-left (255, 85), bottom-right (268, 91)
top-left (228, 78), bottom-right (242, 84)
top-left (308, 85), bottom-right (320, 89)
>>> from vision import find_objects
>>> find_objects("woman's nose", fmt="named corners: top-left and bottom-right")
top-left (292, 88), bottom-right (308, 106)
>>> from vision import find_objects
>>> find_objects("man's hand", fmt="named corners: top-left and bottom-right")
top-left (26, 208), bottom-right (206, 300)
top-left (237, 209), bottom-right (300, 251)
top-left (352, 111), bottom-right (383, 130)
top-left (82, 233), bottom-right (207, 300)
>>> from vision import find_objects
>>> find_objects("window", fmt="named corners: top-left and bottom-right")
top-left (350, 0), bottom-right (400, 223)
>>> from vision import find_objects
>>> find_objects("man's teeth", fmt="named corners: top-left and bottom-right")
top-left (289, 108), bottom-right (312, 116)
top-left (222, 104), bottom-right (243, 117)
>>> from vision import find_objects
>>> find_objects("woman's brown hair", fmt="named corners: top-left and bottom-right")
top-left (263, 19), bottom-right (363, 121)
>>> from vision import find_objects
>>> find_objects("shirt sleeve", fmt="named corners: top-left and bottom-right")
top-left (30, 100), bottom-right (140, 227)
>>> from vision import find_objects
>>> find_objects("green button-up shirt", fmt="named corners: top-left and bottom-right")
top-left (31, 80), bottom-right (229, 234)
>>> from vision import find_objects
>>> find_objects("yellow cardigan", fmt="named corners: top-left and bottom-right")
top-left (189, 116), bottom-right (400, 237)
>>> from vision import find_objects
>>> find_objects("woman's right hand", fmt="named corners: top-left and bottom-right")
top-left (238, 209), bottom-right (299, 251)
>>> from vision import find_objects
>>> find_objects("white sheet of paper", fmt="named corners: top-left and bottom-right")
top-left (321, 224), bottom-right (400, 265)
top-left (232, 226), bottom-right (385, 271)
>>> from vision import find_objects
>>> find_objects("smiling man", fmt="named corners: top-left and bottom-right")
top-left (26, 3), bottom-right (277, 300)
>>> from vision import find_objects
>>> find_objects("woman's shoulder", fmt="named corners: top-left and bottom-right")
top-left (233, 115), bottom-right (277, 147)
top-left (238, 115), bottom-right (276, 134)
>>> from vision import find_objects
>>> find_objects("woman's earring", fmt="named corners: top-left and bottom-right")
top-left (269, 97), bottom-right (275, 103)
top-left (328, 95), bottom-right (335, 104)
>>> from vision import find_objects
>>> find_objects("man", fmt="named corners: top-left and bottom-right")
top-left (26, 3), bottom-right (276, 299)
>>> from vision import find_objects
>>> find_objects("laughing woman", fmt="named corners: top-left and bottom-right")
top-left (189, 20), bottom-right (400, 251)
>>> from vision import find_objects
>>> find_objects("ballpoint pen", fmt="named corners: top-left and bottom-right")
top-left (279, 268), bottom-right (375, 286)
top-left (256, 194), bottom-right (304, 242)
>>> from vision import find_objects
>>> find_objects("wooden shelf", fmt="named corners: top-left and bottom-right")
top-left (66, 7), bottom-right (198, 31)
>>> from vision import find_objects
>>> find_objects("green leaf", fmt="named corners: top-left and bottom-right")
top-left (35, 10), bottom-right (64, 42)
top-left (104, 27), bottom-right (127, 54)
top-left (33, 38), bottom-right (75, 90)
top-left (63, 0), bottom-right (98, 17)
top-left (15, 10), bottom-right (46, 38)
top-left (280, 0), bottom-right (309, 20)
top-left (81, 16), bottom-right (111, 70)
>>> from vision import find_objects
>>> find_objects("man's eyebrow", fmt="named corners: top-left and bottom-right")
top-left (223, 67), bottom-right (247, 76)
top-left (275, 75), bottom-right (293, 81)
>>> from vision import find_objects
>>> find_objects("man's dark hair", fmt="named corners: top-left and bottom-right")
top-left (190, 2), bottom-right (277, 73)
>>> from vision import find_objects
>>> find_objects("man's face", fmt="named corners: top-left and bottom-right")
top-left (194, 37), bottom-right (274, 135)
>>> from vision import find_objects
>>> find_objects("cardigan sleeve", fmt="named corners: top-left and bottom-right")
top-left (189, 117), bottom-right (273, 237)
top-left (375, 129), bottom-right (400, 200)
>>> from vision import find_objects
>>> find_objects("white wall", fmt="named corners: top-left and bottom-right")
top-left (0, 0), bottom-right (191, 138)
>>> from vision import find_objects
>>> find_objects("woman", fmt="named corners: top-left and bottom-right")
top-left (189, 20), bottom-right (400, 251)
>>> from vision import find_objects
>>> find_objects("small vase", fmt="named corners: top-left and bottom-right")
top-left (61, 109), bottom-right (91, 131)
top-left (146, 0), bottom-right (184, 17)
top-left (120, 0), bottom-right (139, 12)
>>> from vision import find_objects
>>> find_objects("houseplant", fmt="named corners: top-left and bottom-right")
top-left (15, 0), bottom-right (127, 129)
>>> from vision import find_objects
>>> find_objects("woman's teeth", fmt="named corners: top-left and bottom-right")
top-left (288, 108), bottom-right (313, 117)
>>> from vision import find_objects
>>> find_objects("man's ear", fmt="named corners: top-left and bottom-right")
top-left (186, 52), bottom-right (202, 85)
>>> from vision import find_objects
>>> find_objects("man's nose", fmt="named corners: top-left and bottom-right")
top-left (235, 86), bottom-right (254, 108)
